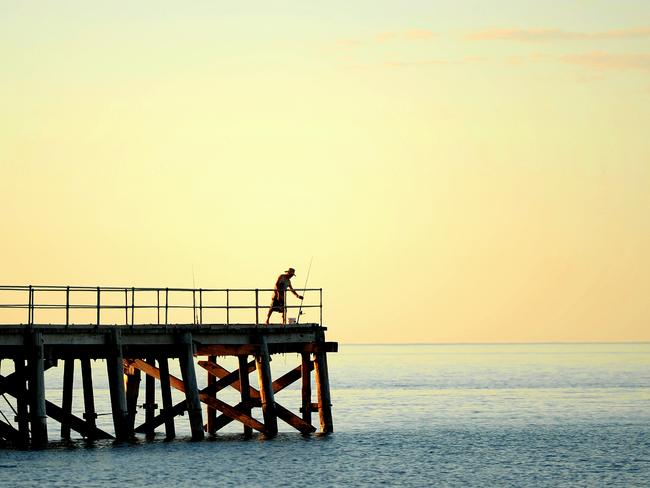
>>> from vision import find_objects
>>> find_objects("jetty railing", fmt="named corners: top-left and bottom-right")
top-left (0, 285), bottom-right (323, 326)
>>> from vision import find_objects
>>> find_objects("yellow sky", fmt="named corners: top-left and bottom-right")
top-left (1, 1), bottom-right (649, 342)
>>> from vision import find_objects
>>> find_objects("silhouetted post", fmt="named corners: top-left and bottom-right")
top-left (157, 356), bottom-right (175, 440)
top-left (28, 331), bottom-right (48, 447)
top-left (61, 358), bottom-right (75, 440)
top-left (255, 337), bottom-right (277, 436)
top-left (125, 362), bottom-right (141, 431)
top-left (80, 357), bottom-right (98, 434)
top-left (106, 329), bottom-right (131, 440)
top-left (144, 357), bottom-right (156, 439)
top-left (206, 355), bottom-right (217, 435)
top-left (301, 352), bottom-right (312, 425)
top-left (178, 332), bottom-right (204, 440)
top-left (238, 354), bottom-right (253, 438)
top-left (314, 351), bottom-right (333, 433)
top-left (13, 357), bottom-right (29, 447)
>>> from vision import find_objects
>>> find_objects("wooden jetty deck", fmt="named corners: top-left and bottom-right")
top-left (0, 285), bottom-right (336, 448)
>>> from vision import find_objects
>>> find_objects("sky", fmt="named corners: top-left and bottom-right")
top-left (1, 1), bottom-right (649, 343)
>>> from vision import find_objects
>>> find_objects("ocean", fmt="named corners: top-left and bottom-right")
top-left (1, 343), bottom-right (649, 487)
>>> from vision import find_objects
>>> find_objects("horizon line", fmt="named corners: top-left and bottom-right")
top-left (341, 340), bottom-right (650, 346)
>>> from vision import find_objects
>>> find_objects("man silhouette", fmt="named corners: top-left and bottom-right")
top-left (265, 267), bottom-right (303, 325)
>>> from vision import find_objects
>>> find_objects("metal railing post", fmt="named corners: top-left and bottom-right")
top-left (165, 288), bottom-right (168, 325)
top-left (255, 289), bottom-right (259, 324)
top-left (131, 287), bottom-right (135, 326)
top-left (124, 288), bottom-right (128, 325)
top-left (157, 289), bottom-right (160, 325)
top-left (226, 289), bottom-right (230, 325)
top-left (199, 288), bottom-right (203, 325)
top-left (320, 288), bottom-right (323, 326)
top-left (96, 287), bottom-right (101, 327)
top-left (65, 286), bottom-right (70, 327)
top-left (192, 289), bottom-right (196, 325)
top-left (28, 285), bottom-right (33, 325)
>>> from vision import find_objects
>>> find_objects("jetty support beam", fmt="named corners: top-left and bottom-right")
top-left (80, 358), bottom-right (99, 436)
top-left (106, 330), bottom-right (131, 440)
top-left (60, 358), bottom-right (75, 440)
top-left (206, 355), bottom-right (217, 434)
top-left (157, 357), bottom-right (176, 440)
top-left (179, 332), bottom-right (204, 441)
top-left (13, 358), bottom-right (30, 447)
top-left (314, 351), bottom-right (333, 433)
top-left (144, 357), bottom-right (156, 439)
top-left (255, 337), bottom-right (277, 436)
top-left (125, 362), bottom-right (141, 432)
top-left (301, 352), bottom-right (312, 425)
top-left (28, 331), bottom-right (48, 447)
top-left (238, 355), bottom-right (253, 438)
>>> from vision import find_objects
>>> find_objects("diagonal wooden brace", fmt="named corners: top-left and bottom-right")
top-left (199, 360), bottom-right (316, 434)
top-left (129, 359), bottom-right (268, 435)
top-left (0, 373), bottom-right (113, 440)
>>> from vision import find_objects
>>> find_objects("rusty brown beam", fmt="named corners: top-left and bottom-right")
top-left (201, 359), bottom-right (315, 434)
top-left (0, 372), bottom-right (113, 440)
top-left (195, 344), bottom-right (260, 356)
top-left (130, 359), bottom-right (268, 435)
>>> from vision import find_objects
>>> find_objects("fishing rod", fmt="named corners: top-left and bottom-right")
top-left (296, 257), bottom-right (313, 324)
top-left (192, 265), bottom-right (198, 325)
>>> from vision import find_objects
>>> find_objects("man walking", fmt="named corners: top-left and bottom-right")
top-left (265, 267), bottom-right (303, 325)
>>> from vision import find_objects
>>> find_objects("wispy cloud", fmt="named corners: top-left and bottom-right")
top-left (559, 51), bottom-right (650, 71)
top-left (465, 26), bottom-right (650, 42)
top-left (332, 28), bottom-right (438, 49)
top-left (333, 38), bottom-right (362, 49)
top-left (381, 56), bottom-right (483, 69)
top-left (502, 50), bottom-right (650, 80)
top-left (381, 59), bottom-right (449, 68)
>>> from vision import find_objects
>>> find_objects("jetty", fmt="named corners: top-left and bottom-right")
top-left (0, 284), bottom-right (336, 448)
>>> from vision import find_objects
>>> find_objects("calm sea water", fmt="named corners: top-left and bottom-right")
top-left (1, 343), bottom-right (649, 487)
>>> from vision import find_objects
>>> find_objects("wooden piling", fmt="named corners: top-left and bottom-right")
top-left (255, 337), bottom-right (277, 436)
top-left (314, 352), bottom-right (333, 433)
top-left (125, 363), bottom-right (141, 431)
top-left (206, 355), bottom-right (217, 435)
top-left (13, 357), bottom-right (29, 447)
top-left (106, 330), bottom-right (131, 440)
top-left (80, 357), bottom-right (98, 434)
top-left (144, 357), bottom-right (156, 440)
top-left (238, 354), bottom-right (253, 438)
top-left (28, 331), bottom-right (48, 447)
top-left (301, 352), bottom-right (312, 426)
top-left (61, 358), bottom-right (75, 440)
top-left (157, 356), bottom-right (176, 440)
top-left (178, 332), bottom-right (204, 441)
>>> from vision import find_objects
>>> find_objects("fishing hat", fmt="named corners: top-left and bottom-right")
top-left (285, 267), bottom-right (296, 275)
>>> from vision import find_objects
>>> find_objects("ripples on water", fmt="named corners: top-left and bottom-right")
top-left (1, 343), bottom-right (649, 487)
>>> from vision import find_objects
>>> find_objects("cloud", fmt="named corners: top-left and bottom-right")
top-left (381, 56), bottom-right (483, 68)
top-left (382, 59), bottom-right (450, 68)
top-left (332, 29), bottom-right (438, 49)
top-left (402, 28), bottom-right (438, 40)
top-left (333, 38), bottom-right (362, 49)
top-left (375, 28), bottom-right (438, 42)
top-left (559, 51), bottom-right (650, 71)
top-left (465, 26), bottom-right (650, 42)
top-left (501, 50), bottom-right (650, 81)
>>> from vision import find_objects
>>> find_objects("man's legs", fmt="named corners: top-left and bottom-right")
top-left (282, 291), bottom-right (287, 324)
top-left (265, 308), bottom-right (273, 325)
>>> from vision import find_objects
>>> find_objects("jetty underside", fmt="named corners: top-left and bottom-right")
top-left (0, 324), bottom-right (337, 448)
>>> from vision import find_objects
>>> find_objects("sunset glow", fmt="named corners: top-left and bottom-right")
top-left (2, 1), bottom-right (649, 343)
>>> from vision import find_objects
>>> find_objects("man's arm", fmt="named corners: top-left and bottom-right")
top-left (288, 282), bottom-right (303, 300)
